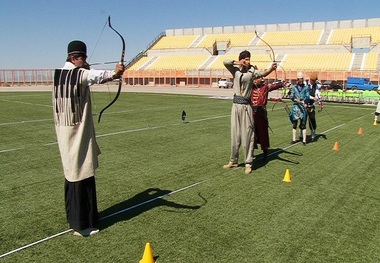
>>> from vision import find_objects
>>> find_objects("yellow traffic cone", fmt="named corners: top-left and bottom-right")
top-left (373, 120), bottom-right (378, 126)
top-left (358, 127), bottom-right (363, 135)
top-left (333, 141), bottom-right (339, 151)
top-left (282, 169), bottom-right (291, 183)
top-left (139, 243), bottom-right (155, 263)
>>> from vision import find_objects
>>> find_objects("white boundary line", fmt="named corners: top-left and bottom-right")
top-left (266, 110), bottom-right (370, 159)
top-left (100, 179), bottom-right (208, 220)
top-left (0, 147), bottom-right (24, 153)
top-left (0, 179), bottom-right (209, 259)
top-left (0, 118), bottom-right (52, 126)
top-left (0, 115), bottom-right (230, 153)
top-left (0, 98), bottom-right (52, 108)
top-left (266, 123), bottom-right (346, 158)
top-left (0, 229), bottom-right (73, 259)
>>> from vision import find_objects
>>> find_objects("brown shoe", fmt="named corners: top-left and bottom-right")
top-left (245, 166), bottom-right (252, 174)
top-left (223, 162), bottom-right (238, 169)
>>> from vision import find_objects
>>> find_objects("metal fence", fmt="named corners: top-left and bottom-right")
top-left (0, 69), bottom-right (54, 86)
top-left (1, 68), bottom-right (379, 88)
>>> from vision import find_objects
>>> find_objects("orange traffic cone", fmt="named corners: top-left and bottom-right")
top-left (373, 120), bottom-right (378, 126)
top-left (358, 127), bottom-right (363, 135)
top-left (139, 243), bottom-right (155, 263)
top-left (333, 141), bottom-right (339, 151)
top-left (282, 169), bottom-right (292, 183)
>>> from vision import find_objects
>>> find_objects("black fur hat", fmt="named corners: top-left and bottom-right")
top-left (67, 40), bottom-right (87, 55)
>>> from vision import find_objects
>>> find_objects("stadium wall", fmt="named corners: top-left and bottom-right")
top-left (165, 18), bottom-right (380, 36)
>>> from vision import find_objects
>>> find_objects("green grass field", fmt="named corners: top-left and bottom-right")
top-left (1, 90), bottom-right (379, 262)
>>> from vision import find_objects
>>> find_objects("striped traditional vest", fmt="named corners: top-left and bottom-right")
top-left (53, 68), bottom-right (88, 126)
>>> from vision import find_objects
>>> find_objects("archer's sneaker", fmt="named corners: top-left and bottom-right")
top-left (245, 165), bottom-right (252, 174)
top-left (73, 228), bottom-right (99, 237)
top-left (223, 162), bottom-right (238, 169)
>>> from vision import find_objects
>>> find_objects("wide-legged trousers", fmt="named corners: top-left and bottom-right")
top-left (229, 103), bottom-right (255, 165)
top-left (65, 176), bottom-right (99, 231)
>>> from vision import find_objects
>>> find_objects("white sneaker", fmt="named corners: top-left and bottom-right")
top-left (73, 228), bottom-right (99, 237)
top-left (245, 165), bottom-right (252, 174)
top-left (223, 162), bottom-right (238, 169)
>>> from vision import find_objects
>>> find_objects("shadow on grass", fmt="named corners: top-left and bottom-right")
top-left (98, 188), bottom-right (204, 231)
top-left (252, 147), bottom-right (303, 170)
top-left (252, 132), bottom-right (328, 170)
top-left (306, 133), bottom-right (328, 143)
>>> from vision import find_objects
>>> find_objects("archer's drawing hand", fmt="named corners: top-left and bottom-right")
top-left (83, 62), bottom-right (90, 70)
top-left (270, 62), bottom-right (277, 71)
top-left (113, 63), bottom-right (125, 79)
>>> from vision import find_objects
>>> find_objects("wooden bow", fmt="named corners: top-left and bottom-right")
top-left (98, 16), bottom-right (125, 123)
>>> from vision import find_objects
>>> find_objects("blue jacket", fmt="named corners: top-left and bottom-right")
top-left (290, 84), bottom-right (310, 103)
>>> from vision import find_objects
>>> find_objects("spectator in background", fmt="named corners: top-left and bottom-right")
top-left (222, 50), bottom-right (277, 174)
top-left (53, 40), bottom-right (124, 237)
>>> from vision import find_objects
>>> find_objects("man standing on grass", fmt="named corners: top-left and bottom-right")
top-left (250, 77), bottom-right (285, 161)
top-left (222, 50), bottom-right (277, 174)
top-left (289, 72), bottom-right (310, 145)
top-left (53, 40), bottom-right (124, 236)
top-left (374, 90), bottom-right (380, 124)
top-left (306, 72), bottom-right (322, 141)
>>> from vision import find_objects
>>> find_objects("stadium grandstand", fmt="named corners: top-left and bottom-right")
top-left (124, 17), bottom-right (380, 88)
top-left (1, 18), bottom-right (380, 89)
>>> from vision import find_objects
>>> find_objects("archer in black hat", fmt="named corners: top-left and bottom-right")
top-left (66, 40), bottom-right (89, 69)
top-left (53, 40), bottom-right (124, 237)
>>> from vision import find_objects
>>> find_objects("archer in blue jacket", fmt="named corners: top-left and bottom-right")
top-left (289, 72), bottom-right (310, 145)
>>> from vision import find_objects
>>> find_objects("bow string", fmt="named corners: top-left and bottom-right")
top-left (255, 30), bottom-right (277, 81)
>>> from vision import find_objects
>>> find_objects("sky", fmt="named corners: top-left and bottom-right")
top-left (1, 0), bottom-right (380, 69)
